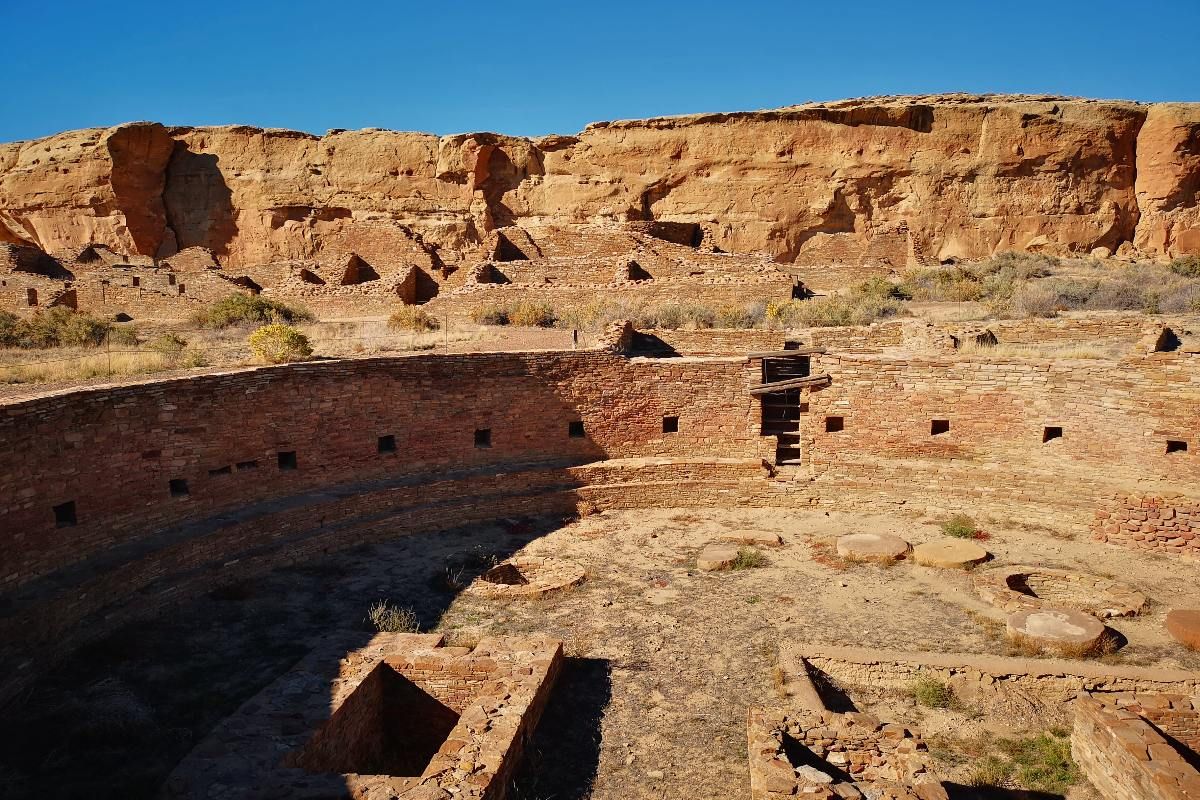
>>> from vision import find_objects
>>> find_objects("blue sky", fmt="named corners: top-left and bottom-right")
top-left (2, 0), bottom-right (1198, 142)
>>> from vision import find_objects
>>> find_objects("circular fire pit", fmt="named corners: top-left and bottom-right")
top-left (973, 565), bottom-right (1146, 618)
top-left (464, 557), bottom-right (585, 599)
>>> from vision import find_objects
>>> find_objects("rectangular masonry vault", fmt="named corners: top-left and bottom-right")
top-left (165, 633), bottom-right (563, 799)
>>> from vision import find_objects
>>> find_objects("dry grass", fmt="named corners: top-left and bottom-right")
top-left (0, 349), bottom-right (172, 384)
top-left (955, 339), bottom-right (1123, 360)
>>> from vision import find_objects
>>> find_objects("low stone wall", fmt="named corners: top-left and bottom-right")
top-left (1092, 493), bottom-right (1200, 558)
top-left (788, 645), bottom-right (1200, 704)
top-left (1073, 696), bottom-right (1200, 800)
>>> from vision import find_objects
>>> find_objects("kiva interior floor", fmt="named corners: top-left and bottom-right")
top-left (5, 507), bottom-right (1199, 800)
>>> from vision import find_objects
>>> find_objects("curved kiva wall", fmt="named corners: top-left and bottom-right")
top-left (2, 340), bottom-right (1199, 699)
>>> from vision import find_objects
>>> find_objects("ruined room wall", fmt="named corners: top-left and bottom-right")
top-left (799, 351), bottom-right (1200, 523)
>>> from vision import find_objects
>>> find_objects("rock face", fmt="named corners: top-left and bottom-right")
top-left (1, 94), bottom-right (1198, 270)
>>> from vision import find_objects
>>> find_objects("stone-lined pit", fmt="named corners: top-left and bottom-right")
top-left (465, 557), bottom-right (586, 599)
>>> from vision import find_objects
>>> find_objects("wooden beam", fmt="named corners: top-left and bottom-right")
top-left (748, 373), bottom-right (831, 394)
top-left (745, 348), bottom-right (826, 359)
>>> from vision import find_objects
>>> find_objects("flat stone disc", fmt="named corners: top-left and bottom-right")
top-left (1165, 609), bottom-right (1200, 650)
top-left (697, 543), bottom-right (739, 571)
top-left (836, 533), bottom-right (911, 562)
top-left (912, 539), bottom-right (989, 568)
top-left (1007, 608), bottom-right (1106, 654)
top-left (721, 530), bottom-right (783, 547)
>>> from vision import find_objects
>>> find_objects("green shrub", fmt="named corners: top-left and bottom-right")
top-left (940, 514), bottom-right (979, 539)
top-left (147, 333), bottom-right (187, 357)
top-left (731, 548), bottom-right (769, 569)
top-left (909, 674), bottom-right (954, 708)
top-left (509, 301), bottom-right (557, 327)
top-left (367, 600), bottom-right (420, 633)
top-left (388, 306), bottom-right (440, 332)
top-left (248, 324), bottom-right (313, 364)
top-left (194, 294), bottom-right (312, 329)
top-left (967, 755), bottom-right (1013, 788)
top-left (996, 732), bottom-right (1080, 794)
top-left (108, 325), bottom-right (140, 346)
top-left (1168, 255), bottom-right (1200, 277)
top-left (471, 305), bottom-right (510, 325)
top-left (0, 308), bottom-right (113, 348)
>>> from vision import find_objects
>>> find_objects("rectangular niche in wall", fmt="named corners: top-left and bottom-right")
top-left (568, 421), bottom-right (585, 438)
top-left (1043, 426), bottom-right (1063, 443)
top-left (1167, 440), bottom-right (1188, 454)
top-left (169, 479), bottom-right (189, 497)
top-left (278, 451), bottom-right (298, 470)
top-left (930, 419), bottom-right (950, 436)
top-left (474, 428), bottom-right (492, 448)
top-left (825, 416), bottom-right (844, 433)
top-left (208, 465), bottom-right (232, 476)
top-left (378, 435), bottom-right (397, 453)
top-left (53, 500), bottom-right (76, 527)
top-left (662, 416), bottom-right (679, 434)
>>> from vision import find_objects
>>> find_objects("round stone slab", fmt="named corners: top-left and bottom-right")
top-left (1165, 609), bottom-right (1200, 650)
top-left (912, 539), bottom-right (989, 568)
top-left (697, 543), bottom-right (739, 571)
top-left (1007, 608), bottom-right (1106, 655)
top-left (721, 530), bottom-right (783, 547)
top-left (836, 533), bottom-right (911, 563)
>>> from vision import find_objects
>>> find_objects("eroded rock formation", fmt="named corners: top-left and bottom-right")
top-left (1, 94), bottom-right (1198, 272)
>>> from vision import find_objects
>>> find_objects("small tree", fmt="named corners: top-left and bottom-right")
top-left (248, 324), bottom-right (312, 364)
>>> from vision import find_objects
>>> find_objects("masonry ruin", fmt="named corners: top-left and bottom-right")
top-left (2, 93), bottom-right (1200, 799)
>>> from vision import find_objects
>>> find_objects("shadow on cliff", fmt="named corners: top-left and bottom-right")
top-left (162, 144), bottom-right (237, 258)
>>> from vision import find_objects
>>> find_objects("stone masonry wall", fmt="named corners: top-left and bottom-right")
top-left (1092, 493), bottom-right (1200, 558)
top-left (1073, 697), bottom-right (1200, 800)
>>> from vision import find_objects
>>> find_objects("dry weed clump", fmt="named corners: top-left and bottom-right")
top-left (0, 307), bottom-right (115, 348)
top-left (366, 600), bottom-right (420, 633)
top-left (387, 306), bottom-right (440, 332)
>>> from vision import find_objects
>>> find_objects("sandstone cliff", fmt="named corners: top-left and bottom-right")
top-left (1, 94), bottom-right (1197, 269)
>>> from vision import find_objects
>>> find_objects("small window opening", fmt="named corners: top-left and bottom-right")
top-left (931, 419), bottom-right (950, 436)
top-left (278, 451), bottom-right (298, 470)
top-left (662, 416), bottom-right (679, 434)
top-left (131, 276), bottom-right (140, 287)
top-left (1043, 426), bottom-right (1063, 443)
top-left (169, 478), bottom-right (189, 497)
top-left (208, 465), bottom-right (232, 476)
top-left (568, 421), bottom-right (585, 438)
top-left (378, 434), bottom-right (397, 453)
top-left (1167, 440), bottom-right (1188, 454)
top-left (474, 428), bottom-right (492, 448)
top-left (53, 500), bottom-right (76, 527)
top-left (236, 460), bottom-right (259, 470)
top-left (825, 416), bottom-right (844, 433)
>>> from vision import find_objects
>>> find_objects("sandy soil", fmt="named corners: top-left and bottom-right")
top-left (4, 508), bottom-right (1197, 800)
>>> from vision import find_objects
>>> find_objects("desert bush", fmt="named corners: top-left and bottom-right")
top-left (366, 600), bottom-right (420, 633)
top-left (147, 333), bottom-right (187, 357)
top-left (194, 293), bottom-right (312, 328)
top-left (908, 674), bottom-right (954, 708)
top-left (784, 281), bottom-right (907, 328)
top-left (903, 252), bottom-right (1056, 304)
top-left (509, 301), bottom-right (557, 327)
top-left (940, 514), bottom-right (979, 539)
top-left (248, 324), bottom-right (313, 364)
top-left (715, 302), bottom-right (767, 328)
top-left (388, 306), bottom-right (440, 332)
top-left (1009, 282), bottom-right (1061, 318)
top-left (1168, 254), bottom-right (1200, 277)
top-left (108, 325), bottom-right (140, 346)
top-left (470, 305), bottom-right (510, 325)
top-left (731, 548), bottom-right (769, 569)
top-left (0, 308), bottom-right (113, 348)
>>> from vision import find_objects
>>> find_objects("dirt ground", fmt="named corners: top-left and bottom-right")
top-left (4, 507), bottom-right (1198, 800)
